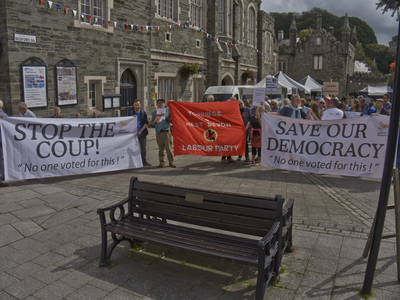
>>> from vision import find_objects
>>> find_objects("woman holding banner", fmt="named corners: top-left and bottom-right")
top-left (246, 107), bottom-right (263, 166)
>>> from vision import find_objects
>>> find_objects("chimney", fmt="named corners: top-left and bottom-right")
top-left (278, 30), bottom-right (284, 42)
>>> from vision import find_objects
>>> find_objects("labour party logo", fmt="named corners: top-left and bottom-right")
top-left (203, 129), bottom-right (218, 142)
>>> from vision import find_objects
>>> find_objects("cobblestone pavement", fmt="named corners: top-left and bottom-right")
top-left (1, 130), bottom-right (399, 299)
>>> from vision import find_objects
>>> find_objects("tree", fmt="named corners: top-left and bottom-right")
top-left (298, 29), bottom-right (310, 40)
top-left (356, 42), bottom-right (365, 61)
top-left (365, 44), bottom-right (393, 73)
top-left (271, 8), bottom-right (378, 47)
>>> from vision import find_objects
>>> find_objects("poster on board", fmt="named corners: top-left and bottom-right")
top-left (22, 66), bottom-right (47, 108)
top-left (56, 66), bottom-right (78, 106)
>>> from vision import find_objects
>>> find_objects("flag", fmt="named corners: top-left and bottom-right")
top-left (168, 101), bottom-right (246, 156)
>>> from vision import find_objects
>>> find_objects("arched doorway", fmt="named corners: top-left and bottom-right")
top-left (120, 69), bottom-right (137, 116)
top-left (221, 74), bottom-right (234, 86)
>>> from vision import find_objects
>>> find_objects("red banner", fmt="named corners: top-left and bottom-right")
top-left (168, 101), bottom-right (246, 156)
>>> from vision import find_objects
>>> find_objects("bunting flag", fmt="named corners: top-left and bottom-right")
top-left (27, 0), bottom-right (271, 61)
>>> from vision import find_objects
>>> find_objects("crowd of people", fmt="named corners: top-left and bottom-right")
top-left (0, 93), bottom-right (393, 187)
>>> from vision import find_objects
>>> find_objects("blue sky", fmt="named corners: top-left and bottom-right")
top-left (261, 0), bottom-right (398, 46)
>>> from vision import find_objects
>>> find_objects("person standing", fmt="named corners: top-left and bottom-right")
top-left (372, 98), bottom-right (389, 116)
top-left (279, 94), bottom-right (310, 119)
top-left (133, 99), bottom-right (151, 167)
top-left (207, 95), bottom-right (214, 102)
top-left (246, 107), bottom-right (263, 166)
top-left (51, 107), bottom-right (63, 118)
top-left (0, 100), bottom-right (9, 187)
top-left (321, 98), bottom-right (344, 120)
top-left (236, 100), bottom-right (251, 162)
top-left (151, 99), bottom-right (176, 168)
top-left (382, 94), bottom-right (392, 115)
top-left (17, 102), bottom-right (36, 118)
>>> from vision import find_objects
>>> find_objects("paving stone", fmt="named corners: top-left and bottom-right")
top-left (0, 272), bottom-right (20, 290)
top-left (0, 224), bottom-right (24, 247)
top-left (4, 276), bottom-right (46, 299)
top-left (0, 213), bottom-right (21, 226)
top-left (65, 284), bottom-right (109, 300)
top-left (11, 220), bottom-right (43, 237)
top-left (6, 261), bottom-right (44, 280)
top-left (33, 281), bottom-right (75, 300)
top-left (31, 251), bottom-right (66, 268)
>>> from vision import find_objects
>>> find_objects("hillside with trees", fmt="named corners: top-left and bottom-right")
top-left (270, 7), bottom-right (397, 74)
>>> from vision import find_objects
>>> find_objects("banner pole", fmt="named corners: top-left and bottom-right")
top-left (362, 19), bottom-right (400, 294)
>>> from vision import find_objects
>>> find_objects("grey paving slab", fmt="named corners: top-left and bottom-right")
top-left (0, 224), bottom-right (24, 247)
top-left (1, 133), bottom-right (399, 300)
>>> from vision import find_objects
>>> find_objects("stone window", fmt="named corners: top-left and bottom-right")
top-left (75, 0), bottom-right (113, 33)
top-left (248, 7), bottom-right (256, 45)
top-left (165, 32), bottom-right (171, 42)
top-left (265, 32), bottom-right (271, 63)
top-left (158, 77), bottom-right (177, 101)
top-left (157, 0), bottom-right (178, 22)
top-left (84, 76), bottom-right (107, 111)
top-left (191, 0), bottom-right (202, 28)
top-left (218, 0), bottom-right (225, 33)
top-left (316, 37), bottom-right (321, 45)
top-left (314, 55), bottom-right (323, 70)
top-left (278, 61), bottom-right (287, 73)
top-left (196, 39), bottom-right (201, 48)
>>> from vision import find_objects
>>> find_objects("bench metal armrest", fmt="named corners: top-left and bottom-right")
top-left (257, 221), bottom-right (280, 249)
top-left (97, 196), bottom-right (131, 227)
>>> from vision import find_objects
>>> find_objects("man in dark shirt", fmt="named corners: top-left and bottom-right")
top-left (133, 99), bottom-right (151, 167)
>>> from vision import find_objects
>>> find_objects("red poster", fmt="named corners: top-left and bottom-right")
top-left (168, 101), bottom-right (246, 156)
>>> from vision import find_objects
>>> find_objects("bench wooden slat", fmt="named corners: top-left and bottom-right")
top-left (107, 218), bottom-right (259, 258)
top-left (132, 181), bottom-right (279, 210)
top-left (133, 206), bottom-right (272, 236)
top-left (132, 190), bottom-right (278, 220)
top-left (107, 220), bottom-right (258, 265)
top-left (132, 198), bottom-right (275, 229)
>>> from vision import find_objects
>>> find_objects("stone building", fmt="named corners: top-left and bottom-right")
top-left (0, 0), bottom-right (277, 118)
top-left (277, 14), bottom-right (357, 97)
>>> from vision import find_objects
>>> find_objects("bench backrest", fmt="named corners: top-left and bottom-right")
top-left (128, 177), bottom-right (283, 237)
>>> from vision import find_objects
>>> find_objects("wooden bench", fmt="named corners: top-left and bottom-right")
top-left (97, 177), bottom-right (294, 300)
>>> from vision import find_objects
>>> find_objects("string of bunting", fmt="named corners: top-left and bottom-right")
top-left (30, 0), bottom-right (273, 63)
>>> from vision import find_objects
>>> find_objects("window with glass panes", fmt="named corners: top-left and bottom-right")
top-left (191, 0), bottom-right (202, 28)
top-left (158, 78), bottom-right (176, 100)
top-left (158, 0), bottom-right (175, 20)
top-left (218, 0), bottom-right (224, 33)
top-left (314, 55), bottom-right (323, 70)
top-left (89, 83), bottom-right (96, 108)
top-left (81, 0), bottom-right (103, 25)
top-left (278, 61), bottom-right (287, 73)
top-left (249, 9), bottom-right (255, 45)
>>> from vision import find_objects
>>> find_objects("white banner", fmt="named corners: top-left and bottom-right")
top-left (261, 113), bottom-right (389, 178)
top-left (0, 117), bottom-right (142, 181)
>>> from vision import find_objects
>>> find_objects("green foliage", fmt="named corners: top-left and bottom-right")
top-left (356, 42), bottom-right (365, 61)
top-left (298, 29), bottom-right (310, 40)
top-left (180, 62), bottom-right (201, 78)
top-left (241, 69), bottom-right (256, 81)
top-left (271, 8), bottom-right (378, 47)
top-left (376, 0), bottom-right (400, 17)
top-left (365, 44), bottom-right (392, 73)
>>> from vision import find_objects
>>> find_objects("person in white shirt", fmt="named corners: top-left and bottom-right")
top-left (321, 98), bottom-right (344, 120)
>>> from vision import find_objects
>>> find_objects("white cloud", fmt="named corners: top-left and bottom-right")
top-left (261, 0), bottom-right (398, 45)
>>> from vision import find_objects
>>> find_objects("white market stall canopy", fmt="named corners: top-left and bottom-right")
top-left (359, 85), bottom-right (393, 96)
top-left (298, 75), bottom-right (323, 93)
top-left (275, 71), bottom-right (311, 94)
top-left (253, 75), bottom-right (290, 95)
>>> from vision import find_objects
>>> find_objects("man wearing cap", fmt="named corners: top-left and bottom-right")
top-left (372, 99), bottom-right (389, 116)
top-left (242, 95), bottom-right (251, 108)
top-left (151, 99), bottom-right (176, 168)
top-left (321, 98), bottom-right (344, 120)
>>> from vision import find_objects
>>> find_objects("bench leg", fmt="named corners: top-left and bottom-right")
top-left (99, 232), bottom-right (136, 267)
